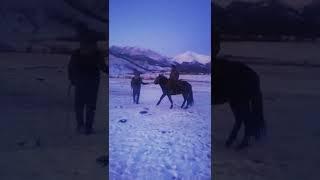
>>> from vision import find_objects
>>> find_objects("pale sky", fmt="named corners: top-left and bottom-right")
top-left (110, 0), bottom-right (211, 57)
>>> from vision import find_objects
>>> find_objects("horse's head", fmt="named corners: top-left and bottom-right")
top-left (154, 74), bottom-right (166, 85)
top-left (154, 74), bottom-right (161, 84)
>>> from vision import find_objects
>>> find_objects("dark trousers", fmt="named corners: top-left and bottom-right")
top-left (74, 78), bottom-right (100, 131)
top-left (132, 87), bottom-right (141, 104)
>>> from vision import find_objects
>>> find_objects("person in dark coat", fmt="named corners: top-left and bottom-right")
top-left (167, 65), bottom-right (180, 94)
top-left (68, 27), bottom-right (107, 135)
top-left (131, 71), bottom-right (148, 104)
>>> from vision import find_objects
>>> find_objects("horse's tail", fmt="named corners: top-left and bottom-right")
top-left (251, 90), bottom-right (266, 140)
top-left (187, 84), bottom-right (194, 106)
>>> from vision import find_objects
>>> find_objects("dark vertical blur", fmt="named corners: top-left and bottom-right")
top-left (0, 0), bottom-right (108, 179)
top-left (213, 1), bottom-right (320, 179)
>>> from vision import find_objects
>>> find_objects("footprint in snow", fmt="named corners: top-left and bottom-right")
top-left (250, 159), bottom-right (266, 165)
top-left (118, 119), bottom-right (127, 123)
top-left (139, 111), bottom-right (148, 114)
top-left (161, 130), bottom-right (173, 134)
top-left (166, 142), bottom-right (173, 146)
top-left (35, 77), bottom-right (45, 82)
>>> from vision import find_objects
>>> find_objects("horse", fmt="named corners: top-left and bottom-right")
top-left (213, 58), bottom-right (266, 150)
top-left (154, 74), bottom-right (194, 109)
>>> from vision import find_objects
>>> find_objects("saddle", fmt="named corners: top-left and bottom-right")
top-left (167, 80), bottom-right (184, 94)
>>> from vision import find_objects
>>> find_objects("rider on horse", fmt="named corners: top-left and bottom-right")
top-left (168, 65), bottom-right (180, 94)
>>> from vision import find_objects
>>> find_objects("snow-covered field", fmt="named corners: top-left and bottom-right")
top-left (109, 76), bottom-right (211, 179)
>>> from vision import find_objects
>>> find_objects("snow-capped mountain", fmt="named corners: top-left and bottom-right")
top-left (174, 51), bottom-right (211, 65)
top-left (110, 46), bottom-right (170, 63)
top-left (109, 46), bottom-right (172, 76)
top-left (109, 46), bottom-right (211, 76)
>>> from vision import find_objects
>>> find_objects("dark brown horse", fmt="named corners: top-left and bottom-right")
top-left (154, 74), bottom-right (194, 109)
top-left (213, 58), bottom-right (266, 150)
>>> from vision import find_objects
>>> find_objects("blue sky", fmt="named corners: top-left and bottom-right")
top-left (109, 0), bottom-right (211, 57)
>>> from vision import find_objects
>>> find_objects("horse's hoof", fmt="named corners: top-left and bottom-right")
top-left (170, 105), bottom-right (173, 109)
top-left (183, 106), bottom-right (188, 109)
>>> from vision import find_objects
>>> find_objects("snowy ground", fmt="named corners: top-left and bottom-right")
top-left (109, 76), bottom-right (211, 179)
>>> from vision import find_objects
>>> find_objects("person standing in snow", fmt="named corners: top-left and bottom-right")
top-left (131, 71), bottom-right (148, 104)
top-left (68, 25), bottom-right (107, 135)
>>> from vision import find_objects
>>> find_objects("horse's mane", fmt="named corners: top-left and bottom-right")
top-left (159, 74), bottom-right (168, 79)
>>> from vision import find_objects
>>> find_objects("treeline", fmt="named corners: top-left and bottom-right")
top-left (213, 1), bottom-right (320, 41)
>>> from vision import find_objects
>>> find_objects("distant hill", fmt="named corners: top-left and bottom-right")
top-left (109, 46), bottom-right (211, 76)
top-left (174, 51), bottom-right (211, 65)
top-left (0, 0), bottom-right (107, 50)
top-left (213, 1), bottom-right (320, 40)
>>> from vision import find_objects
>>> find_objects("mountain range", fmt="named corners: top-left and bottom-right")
top-left (0, 0), bottom-right (107, 49)
top-left (213, 0), bottom-right (320, 39)
top-left (109, 46), bottom-right (211, 76)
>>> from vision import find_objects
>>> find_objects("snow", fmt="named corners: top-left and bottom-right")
top-left (174, 51), bottom-right (211, 65)
top-left (109, 75), bottom-right (211, 179)
top-left (179, 75), bottom-right (211, 83)
top-left (108, 53), bottom-right (171, 77)
top-left (109, 54), bottom-right (146, 76)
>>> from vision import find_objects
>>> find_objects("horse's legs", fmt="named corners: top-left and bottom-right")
top-left (167, 95), bottom-right (173, 109)
top-left (181, 94), bottom-right (187, 108)
top-left (184, 93), bottom-right (190, 109)
top-left (251, 91), bottom-right (266, 140)
top-left (156, 94), bottom-right (166, 106)
top-left (225, 102), bottom-right (247, 148)
top-left (234, 101), bottom-right (253, 150)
